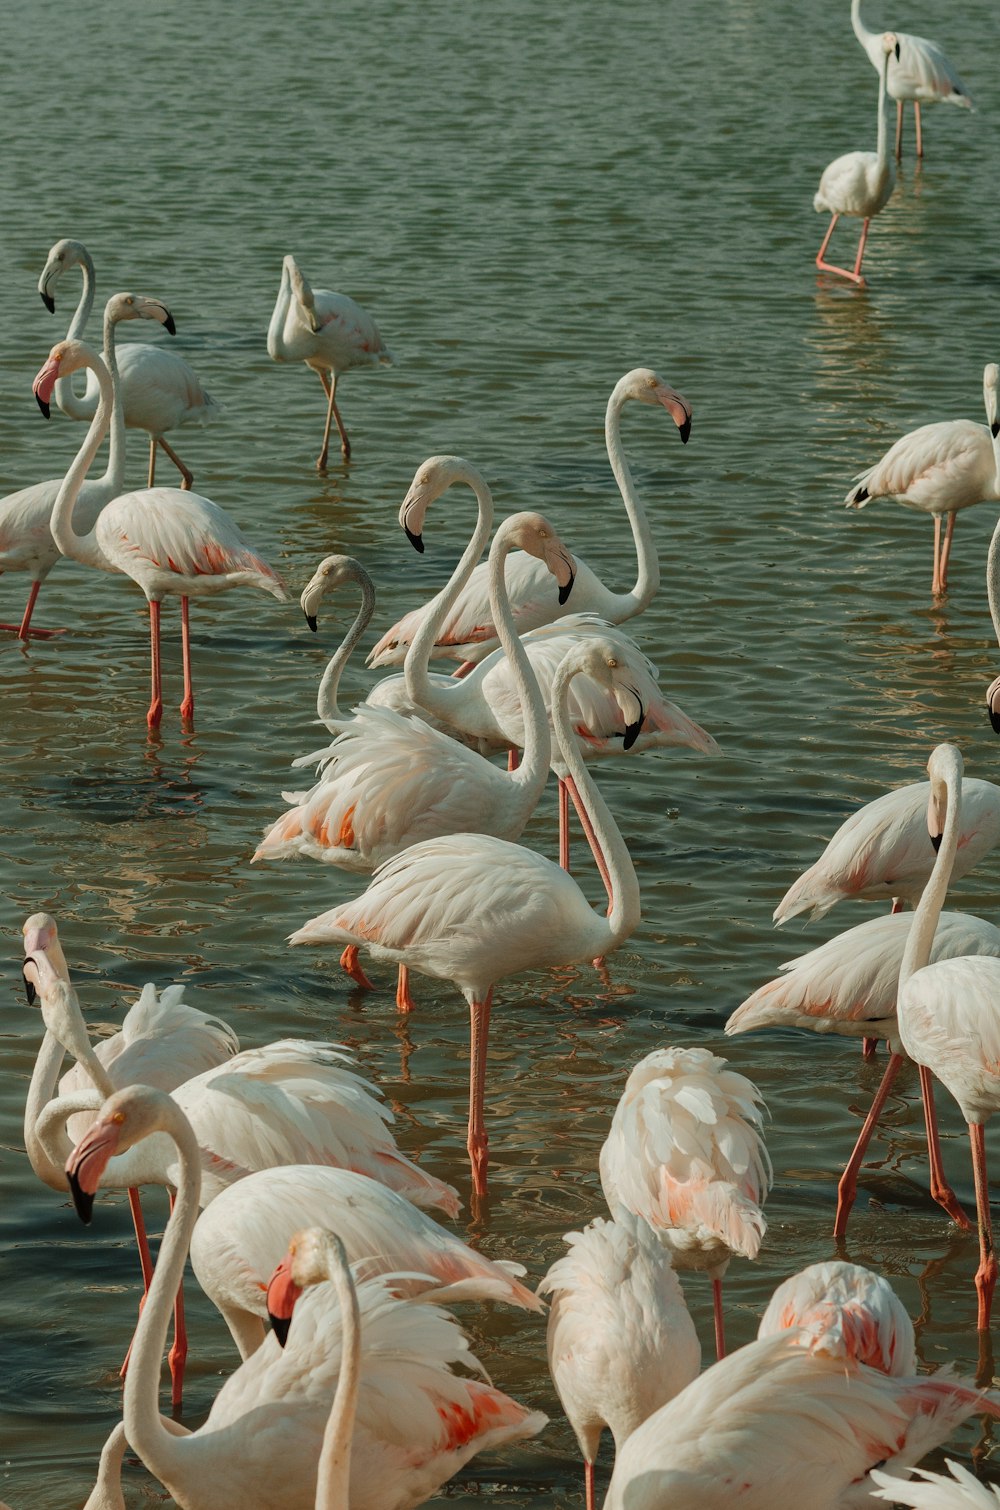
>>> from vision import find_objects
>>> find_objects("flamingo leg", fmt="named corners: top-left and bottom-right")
top-left (0, 580), bottom-right (67, 640)
top-left (148, 436), bottom-right (157, 488)
top-left (566, 775), bottom-right (613, 908)
top-left (851, 218), bottom-right (870, 282)
top-left (559, 777), bottom-right (570, 871)
top-left (816, 213), bottom-right (867, 285)
top-left (467, 989), bottom-right (494, 1197)
top-left (834, 1051), bottom-right (904, 1238)
top-left (395, 965), bottom-right (416, 1013)
top-left (157, 436), bottom-right (193, 491)
top-left (128, 1187), bottom-right (155, 1293)
top-left (931, 515), bottom-right (944, 596)
top-left (816, 213), bottom-right (839, 268)
top-left (318, 371), bottom-right (350, 467)
top-left (179, 597), bottom-right (195, 726)
top-left (451, 661), bottom-right (477, 679)
top-left (340, 944), bottom-right (374, 991)
top-left (914, 101), bottom-right (923, 159)
top-left (167, 1191), bottom-right (188, 1412)
top-left (938, 512), bottom-right (957, 593)
top-left (712, 1276), bottom-right (726, 1361)
top-left (970, 1122), bottom-right (998, 1332)
top-left (919, 1065), bottom-right (972, 1229)
top-left (895, 99), bottom-right (904, 158)
top-left (507, 747), bottom-right (520, 772)
top-left (147, 600), bottom-right (163, 729)
top-left (864, 899), bottom-right (905, 1058)
top-left (584, 1461), bottom-right (596, 1510)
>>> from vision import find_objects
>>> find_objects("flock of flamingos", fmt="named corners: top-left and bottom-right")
top-left (7, 5), bottom-right (1000, 1509)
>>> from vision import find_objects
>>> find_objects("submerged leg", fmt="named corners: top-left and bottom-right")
top-left (340, 944), bottom-right (374, 991)
top-left (467, 988), bottom-right (494, 1197)
top-left (919, 1066), bottom-right (972, 1229)
top-left (395, 965), bottom-right (416, 1013)
top-left (914, 101), bottom-right (923, 159)
top-left (938, 512), bottom-right (957, 593)
top-left (180, 597), bottom-right (195, 726)
top-left (895, 99), bottom-right (904, 159)
top-left (158, 436), bottom-right (193, 491)
top-left (852, 218), bottom-right (871, 282)
top-left (712, 1276), bottom-right (726, 1361)
top-left (0, 580), bottom-right (66, 640)
top-left (970, 1123), bottom-right (998, 1332)
top-left (931, 515), bottom-right (944, 596)
top-left (318, 372), bottom-right (350, 466)
top-left (147, 600), bottom-right (163, 729)
top-left (816, 214), bottom-right (866, 284)
top-left (834, 1052), bottom-right (904, 1238)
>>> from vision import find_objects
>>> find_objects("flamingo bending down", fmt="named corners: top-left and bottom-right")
top-left (368, 368), bottom-right (691, 668)
top-left (67, 1096), bottom-right (546, 1510)
top-left (845, 364), bottom-right (1000, 598)
top-left (873, 1461), bottom-right (1000, 1507)
top-left (851, 1), bottom-right (973, 159)
top-left (291, 634), bottom-right (645, 1197)
top-left (598, 1046), bottom-right (771, 1361)
top-left (602, 1329), bottom-right (1000, 1510)
top-left (194, 1163), bottom-right (541, 1360)
top-left (814, 32), bottom-right (898, 285)
top-left (267, 254), bottom-right (393, 467)
top-left (538, 1211), bottom-right (701, 1510)
top-left (38, 239), bottom-right (222, 489)
top-left (1, 293), bottom-right (172, 641)
top-left (757, 1260), bottom-right (915, 1375)
top-left (896, 743), bottom-right (1000, 1334)
top-left (32, 338), bottom-right (287, 728)
top-left (982, 514), bottom-right (1000, 732)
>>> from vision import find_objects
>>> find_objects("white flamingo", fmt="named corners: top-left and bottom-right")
top-left (66, 1097), bottom-right (546, 1510)
top-left (873, 1461), bottom-right (1000, 1507)
top-left (267, 254), bottom-right (393, 467)
top-left (598, 1046), bottom-right (771, 1361)
top-left (845, 363), bottom-right (1000, 597)
top-left (38, 238), bottom-right (221, 488)
top-left (32, 338), bottom-right (287, 728)
top-left (815, 31), bottom-right (899, 285)
top-left (538, 1210), bottom-right (701, 1510)
top-left (757, 1260), bottom-right (915, 1375)
top-left (982, 512), bottom-right (1000, 731)
top-left (290, 634), bottom-right (646, 1197)
top-left (851, 1), bottom-right (973, 159)
top-left (0, 293), bottom-right (169, 641)
top-left (367, 368), bottom-right (692, 668)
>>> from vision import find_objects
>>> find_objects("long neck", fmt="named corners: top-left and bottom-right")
top-left (23, 1029), bottom-right (70, 1190)
top-left (266, 259), bottom-right (291, 358)
top-left (122, 1104), bottom-right (202, 1487)
top-left (317, 571), bottom-right (377, 732)
top-left (55, 250), bottom-right (96, 420)
top-left (988, 514), bottom-right (1000, 649)
top-left (851, 0), bottom-right (872, 46)
top-left (898, 760), bottom-right (961, 992)
top-left (50, 350), bottom-right (115, 570)
top-left (35, 1089), bottom-right (100, 1178)
top-left (488, 534), bottom-right (551, 804)
top-left (315, 1242), bottom-right (361, 1510)
top-left (605, 386), bottom-right (658, 617)
top-left (46, 985), bottom-right (117, 1099)
top-left (403, 474), bottom-right (493, 719)
top-left (875, 50), bottom-right (890, 168)
top-left (550, 662), bottom-right (641, 942)
top-left (82, 1422), bottom-right (128, 1510)
top-left (100, 308), bottom-right (128, 492)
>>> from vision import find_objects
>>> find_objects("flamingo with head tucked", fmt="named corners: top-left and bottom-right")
top-left (757, 1260), bottom-right (915, 1375)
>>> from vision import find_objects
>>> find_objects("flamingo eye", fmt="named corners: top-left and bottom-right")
top-left (647, 376), bottom-right (657, 388)
top-left (607, 657), bottom-right (618, 668)
top-left (112, 1111), bottom-right (126, 1125)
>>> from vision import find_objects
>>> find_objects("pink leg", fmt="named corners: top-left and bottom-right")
top-left (128, 1187), bottom-right (155, 1293)
top-left (931, 516), bottom-right (944, 596)
top-left (559, 778), bottom-right (570, 871)
top-left (148, 436), bottom-right (157, 489)
top-left (816, 213), bottom-right (839, 269)
top-left (914, 101), bottom-right (923, 159)
top-left (834, 1052), bottom-right (904, 1238)
top-left (318, 371), bottom-right (349, 466)
top-left (970, 1123), bottom-right (998, 1332)
top-left (157, 436), bottom-right (192, 491)
top-left (865, 900), bottom-right (905, 1057)
top-left (938, 512), bottom-right (956, 593)
top-left (712, 1276), bottom-right (726, 1360)
top-left (0, 581), bottom-right (68, 640)
top-left (566, 775), bottom-right (613, 908)
top-left (180, 597), bottom-right (195, 726)
top-left (584, 1460), bottom-right (596, 1510)
top-left (507, 747), bottom-right (520, 772)
top-left (467, 989), bottom-right (494, 1197)
top-left (895, 99), bottom-right (904, 159)
top-left (851, 218), bottom-right (870, 282)
top-left (395, 965), bottom-right (416, 1013)
top-left (167, 1191), bottom-right (188, 1411)
top-left (817, 213), bottom-right (868, 285)
top-left (919, 1066), bottom-right (972, 1229)
top-left (340, 944), bottom-right (374, 991)
top-left (147, 600), bottom-right (163, 729)
top-left (451, 660), bottom-right (477, 679)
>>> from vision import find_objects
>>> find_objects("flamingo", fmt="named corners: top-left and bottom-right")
top-left (598, 1046), bottom-right (771, 1361)
top-left (38, 239), bottom-right (222, 489)
top-left (757, 1260), bottom-right (915, 1375)
top-left (266, 254), bottom-right (393, 467)
top-left (290, 633), bottom-right (646, 1197)
top-left (815, 31), bottom-right (899, 285)
top-left (873, 1461), bottom-right (1000, 1507)
top-left (602, 1329), bottom-right (1000, 1510)
top-left (66, 1096), bottom-right (546, 1510)
top-left (726, 906), bottom-right (1000, 1235)
top-left (367, 368), bottom-right (692, 668)
top-left (851, 1), bottom-right (974, 159)
top-left (983, 513), bottom-right (1000, 732)
top-left (845, 364), bottom-right (1000, 598)
top-left (896, 743), bottom-right (1000, 1333)
top-left (538, 1211), bottom-right (701, 1510)
top-left (0, 293), bottom-right (172, 641)
top-left (194, 1162), bottom-right (541, 1360)
top-left (31, 339), bottom-right (288, 730)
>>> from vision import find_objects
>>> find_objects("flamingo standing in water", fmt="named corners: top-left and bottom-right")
top-left (367, 367), bottom-right (692, 668)
top-left (267, 255), bottom-right (393, 467)
top-left (851, 1), bottom-right (973, 159)
top-left (598, 1046), bottom-right (771, 1361)
top-left (845, 363), bottom-right (1000, 598)
top-left (873, 1461), bottom-right (1000, 1507)
top-left (66, 1097), bottom-right (546, 1510)
top-left (32, 338), bottom-right (287, 729)
top-left (290, 633), bottom-right (647, 1196)
top-left (0, 293), bottom-right (171, 641)
top-left (814, 32), bottom-right (899, 284)
top-left (38, 238), bottom-right (221, 489)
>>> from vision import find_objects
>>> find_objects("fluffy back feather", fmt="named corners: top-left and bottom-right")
top-left (758, 1261), bottom-right (915, 1374)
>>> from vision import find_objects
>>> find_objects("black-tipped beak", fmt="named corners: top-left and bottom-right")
top-left (991, 421), bottom-right (999, 439)
top-left (40, 290), bottom-right (55, 314)
top-left (163, 313), bottom-right (177, 336)
top-left (558, 568), bottom-right (575, 606)
top-left (930, 832), bottom-right (943, 852)
top-left (623, 698), bottom-right (644, 750)
top-left (405, 527), bottom-right (425, 554)
top-left (268, 1309), bottom-right (291, 1348)
top-left (305, 613), bottom-right (318, 633)
top-left (894, 40), bottom-right (900, 59)
top-left (990, 705), bottom-right (1000, 735)
top-left (67, 1166), bottom-right (95, 1225)
top-left (678, 415), bottom-right (691, 445)
top-left (35, 394), bottom-right (51, 419)
top-left (22, 959), bottom-right (36, 1006)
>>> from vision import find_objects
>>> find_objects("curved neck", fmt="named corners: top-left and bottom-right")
top-left (403, 473), bottom-right (493, 718)
top-left (315, 1241), bottom-right (361, 1510)
top-left (875, 49), bottom-right (890, 167)
top-left (35, 1089), bottom-right (100, 1178)
top-left (55, 249), bottom-right (96, 419)
top-left (899, 759), bottom-right (962, 991)
top-left (489, 532), bottom-right (551, 801)
top-left (23, 1029), bottom-right (70, 1189)
top-left (851, 0), bottom-right (872, 45)
top-left (605, 385), bottom-right (658, 617)
top-left (82, 1422), bottom-right (128, 1510)
top-left (551, 660), bottom-right (641, 941)
top-left (317, 571), bottom-right (377, 732)
top-left (101, 307), bottom-right (128, 492)
top-left (988, 515), bottom-right (1000, 650)
top-left (266, 259), bottom-right (291, 357)
top-left (50, 349), bottom-right (115, 570)
top-left (44, 984), bottom-right (116, 1099)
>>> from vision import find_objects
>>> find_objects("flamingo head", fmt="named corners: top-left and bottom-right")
top-left (398, 455), bottom-right (486, 553)
top-left (987, 676), bottom-right (1000, 735)
top-left (65, 1086), bottom-right (169, 1224)
top-left (881, 30), bottom-right (900, 60)
top-left (926, 742), bottom-right (963, 849)
top-left (283, 255), bottom-right (319, 329)
top-left (32, 339), bottom-right (97, 417)
top-left (266, 1227), bottom-right (345, 1346)
top-left (619, 367), bottom-right (693, 443)
top-left (22, 911), bottom-right (68, 1002)
top-left (104, 292), bottom-right (176, 336)
top-left (564, 636), bottom-right (658, 749)
top-left (984, 363), bottom-right (999, 439)
top-left (497, 512), bottom-right (576, 604)
top-left (299, 554), bottom-right (368, 631)
top-left (37, 237), bottom-right (88, 314)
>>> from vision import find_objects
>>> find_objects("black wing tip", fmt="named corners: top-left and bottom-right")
top-left (405, 527), bottom-right (425, 554)
top-left (40, 291), bottom-right (55, 314)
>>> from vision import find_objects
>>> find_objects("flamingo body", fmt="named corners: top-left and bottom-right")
top-left (757, 1260), bottom-right (915, 1375)
top-left (845, 420), bottom-right (999, 518)
top-left (852, 2), bottom-right (973, 107)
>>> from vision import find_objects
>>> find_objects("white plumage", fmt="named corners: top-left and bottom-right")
top-left (873, 1461), bottom-right (1000, 1508)
top-left (851, 0), bottom-right (973, 159)
top-left (757, 1260), bottom-right (915, 1375)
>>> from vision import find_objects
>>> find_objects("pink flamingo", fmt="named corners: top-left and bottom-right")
top-left (757, 1260), bottom-right (915, 1375)
top-left (851, 1), bottom-right (973, 160)
top-left (267, 254), bottom-right (393, 467)
top-left (845, 364), bottom-right (1000, 597)
top-left (598, 1046), bottom-right (771, 1362)
top-left (32, 338), bottom-right (288, 730)
top-left (873, 1461), bottom-right (1000, 1507)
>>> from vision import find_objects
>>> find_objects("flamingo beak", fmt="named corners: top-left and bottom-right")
top-left (22, 957), bottom-right (37, 1005)
top-left (405, 526), bottom-right (424, 553)
top-left (163, 311), bottom-right (177, 336)
top-left (266, 1256), bottom-right (302, 1348)
top-left (40, 290), bottom-right (56, 314)
top-left (65, 1118), bottom-right (123, 1225)
top-left (32, 355), bottom-right (61, 419)
top-left (624, 702), bottom-right (644, 750)
top-left (305, 613), bottom-right (318, 632)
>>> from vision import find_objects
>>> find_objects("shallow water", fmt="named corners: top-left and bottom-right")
top-left (1, 0), bottom-right (1000, 1504)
